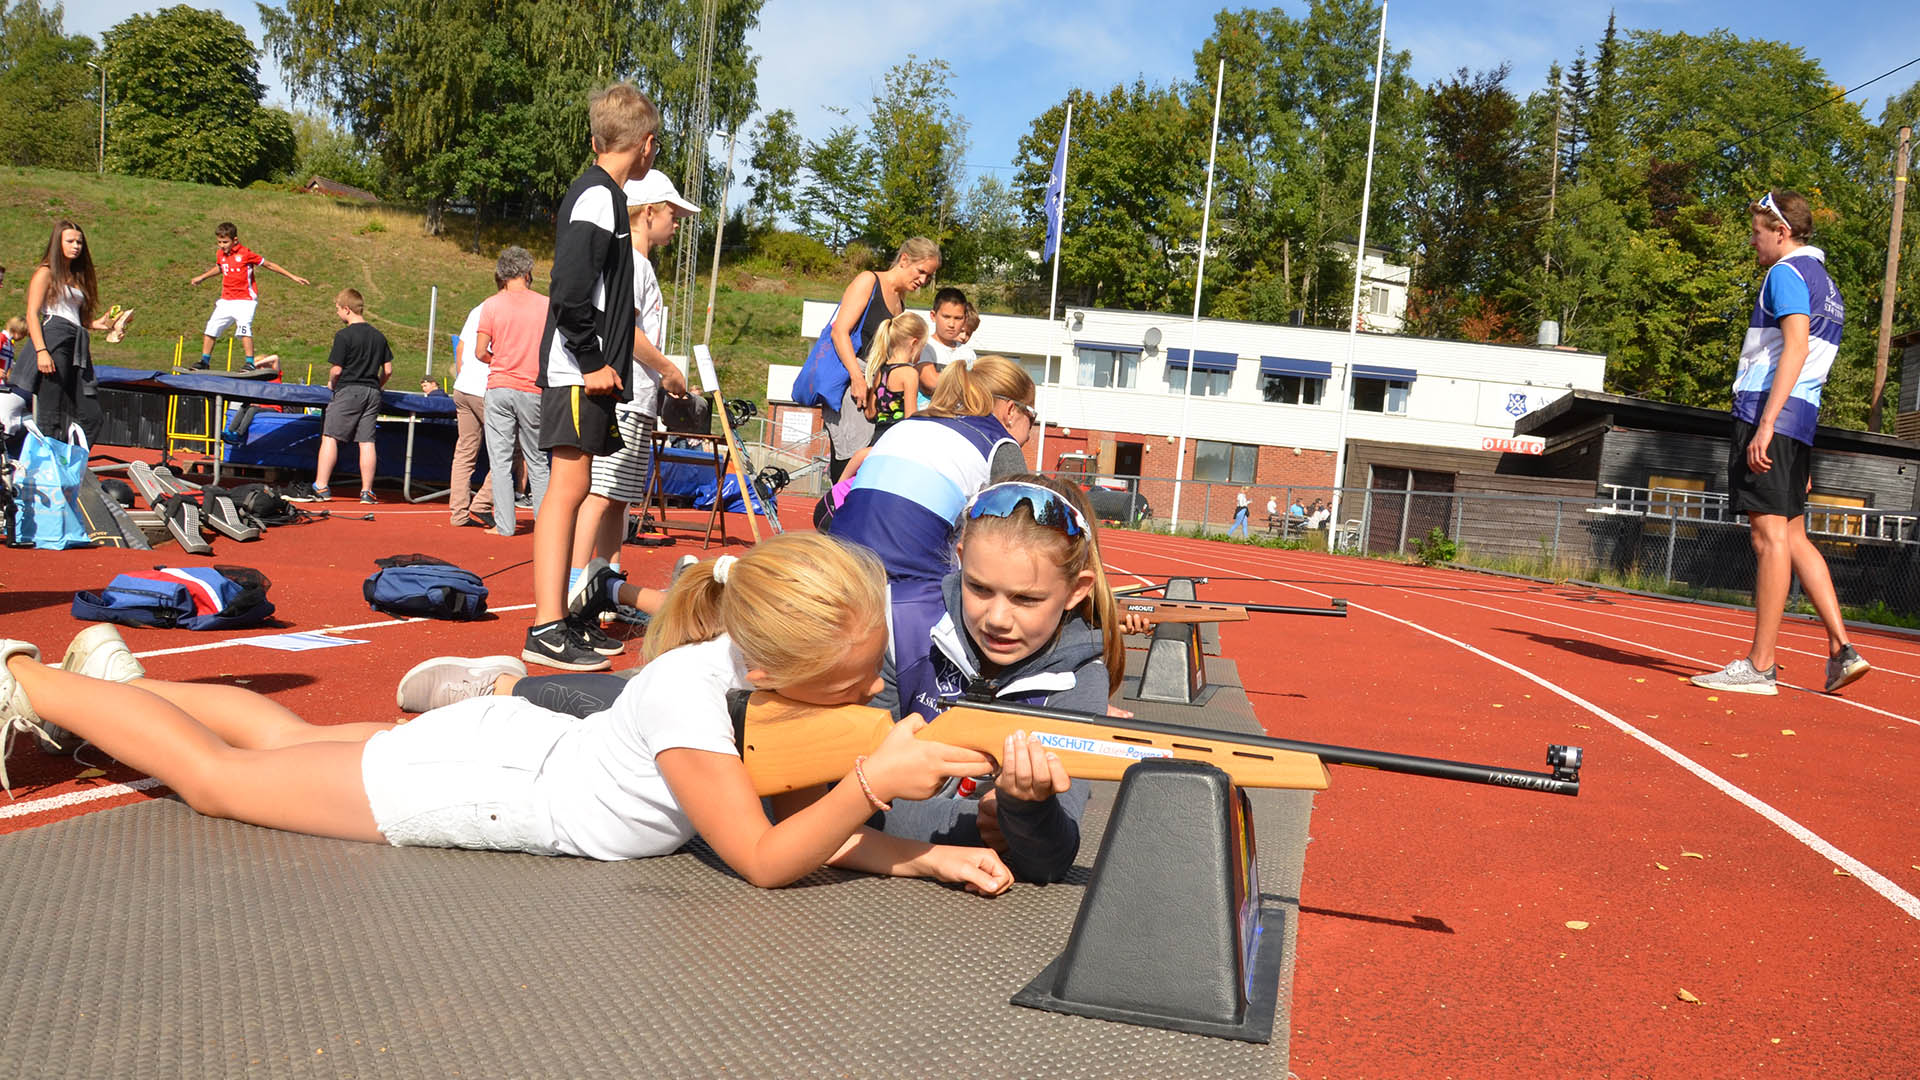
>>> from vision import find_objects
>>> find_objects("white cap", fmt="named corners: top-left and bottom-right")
top-left (623, 170), bottom-right (700, 216)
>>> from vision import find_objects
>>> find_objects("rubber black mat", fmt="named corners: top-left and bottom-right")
top-left (0, 666), bottom-right (1308, 1079)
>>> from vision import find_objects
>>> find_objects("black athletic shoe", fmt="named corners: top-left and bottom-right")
top-left (283, 482), bottom-right (329, 503)
top-left (567, 557), bottom-right (625, 622)
top-left (568, 613), bottom-right (625, 656)
top-left (462, 511), bottom-right (496, 530)
top-left (521, 619), bottom-right (611, 672)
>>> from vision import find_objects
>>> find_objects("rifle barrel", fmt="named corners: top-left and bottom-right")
top-left (947, 696), bottom-right (1580, 797)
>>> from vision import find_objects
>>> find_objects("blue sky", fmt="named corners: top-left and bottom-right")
top-left (69, 1), bottom-right (1920, 190)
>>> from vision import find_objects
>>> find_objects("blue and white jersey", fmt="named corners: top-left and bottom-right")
top-left (1733, 246), bottom-right (1843, 445)
top-left (828, 415), bottom-right (1017, 584)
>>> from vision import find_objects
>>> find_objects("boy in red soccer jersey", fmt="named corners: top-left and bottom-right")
top-left (188, 221), bottom-right (310, 370)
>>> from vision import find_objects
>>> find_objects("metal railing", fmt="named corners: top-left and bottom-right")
top-left (1045, 471), bottom-right (1920, 618)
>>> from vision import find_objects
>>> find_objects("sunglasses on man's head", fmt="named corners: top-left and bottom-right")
top-left (1756, 191), bottom-right (1790, 229)
top-left (964, 481), bottom-right (1086, 538)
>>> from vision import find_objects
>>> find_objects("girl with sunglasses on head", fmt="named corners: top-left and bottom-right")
top-left (858, 474), bottom-right (1131, 883)
top-left (1, 534), bottom-right (1012, 895)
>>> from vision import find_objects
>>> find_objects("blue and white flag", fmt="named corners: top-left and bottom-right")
top-left (1042, 106), bottom-right (1071, 261)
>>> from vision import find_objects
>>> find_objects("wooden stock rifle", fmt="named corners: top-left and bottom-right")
top-left (1115, 597), bottom-right (1349, 624)
top-left (729, 692), bottom-right (1582, 798)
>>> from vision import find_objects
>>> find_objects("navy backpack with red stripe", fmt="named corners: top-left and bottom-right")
top-left (71, 565), bottom-right (275, 630)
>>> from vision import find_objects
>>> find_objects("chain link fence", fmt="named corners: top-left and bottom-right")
top-left (1046, 472), bottom-right (1920, 620)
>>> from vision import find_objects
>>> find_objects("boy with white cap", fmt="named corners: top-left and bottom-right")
top-left (565, 169), bottom-right (698, 644)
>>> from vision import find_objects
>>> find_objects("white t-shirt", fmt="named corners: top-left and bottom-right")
top-left (1266, 498), bottom-right (1278, 517)
top-left (619, 251), bottom-right (665, 413)
top-left (452, 303), bottom-right (491, 396)
top-left (535, 634), bottom-right (748, 860)
top-left (919, 336), bottom-right (976, 374)
top-left (1236, 492), bottom-right (1249, 511)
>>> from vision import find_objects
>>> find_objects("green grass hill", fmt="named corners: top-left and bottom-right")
top-left (0, 166), bottom-right (885, 409)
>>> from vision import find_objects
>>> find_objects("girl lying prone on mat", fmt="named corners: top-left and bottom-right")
top-left (0, 534), bottom-right (1012, 893)
top-left (396, 477), bottom-right (1136, 884)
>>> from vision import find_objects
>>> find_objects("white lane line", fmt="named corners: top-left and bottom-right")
top-left (1100, 536), bottom-right (1920, 920)
top-left (1141, 544), bottom-right (1920, 727)
top-left (130, 603), bottom-right (537, 659)
top-left (0, 777), bottom-right (165, 819)
top-left (1293, 554), bottom-right (1920, 670)
top-left (1269, 549), bottom-right (1920, 664)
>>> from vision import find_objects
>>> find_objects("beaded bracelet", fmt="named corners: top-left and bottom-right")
top-left (852, 755), bottom-right (892, 811)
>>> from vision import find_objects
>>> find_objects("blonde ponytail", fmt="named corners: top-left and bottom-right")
top-left (863, 311), bottom-right (928, 387)
top-left (644, 534), bottom-right (889, 687)
top-left (924, 353), bottom-right (1033, 419)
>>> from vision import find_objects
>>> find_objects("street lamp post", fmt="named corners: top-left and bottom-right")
top-left (85, 61), bottom-right (104, 173)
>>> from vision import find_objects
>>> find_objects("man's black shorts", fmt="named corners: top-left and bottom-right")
top-left (1728, 419), bottom-right (1811, 518)
top-left (538, 385), bottom-right (624, 456)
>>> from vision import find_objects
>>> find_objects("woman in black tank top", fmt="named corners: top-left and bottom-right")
top-left (821, 238), bottom-right (941, 479)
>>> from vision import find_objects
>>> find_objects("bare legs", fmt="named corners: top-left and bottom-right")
top-left (314, 434), bottom-right (340, 493)
top-left (6, 657), bottom-right (386, 843)
top-left (571, 494), bottom-right (626, 568)
top-left (534, 449), bottom-right (593, 625)
top-left (1746, 513), bottom-right (1851, 670)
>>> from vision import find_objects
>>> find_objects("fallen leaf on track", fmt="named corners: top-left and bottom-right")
top-left (1834, 869), bottom-right (1852, 877)
top-left (76, 768), bottom-right (105, 779)
top-left (1565, 921), bottom-right (1589, 930)
top-left (1732, 753), bottom-right (1749, 758)
top-left (1781, 729), bottom-right (1796, 736)
top-left (1682, 852), bottom-right (1705, 860)
top-left (1676, 988), bottom-right (1702, 1004)
top-left (1707, 695), bottom-right (1720, 702)
top-left (1655, 863), bottom-right (1670, 871)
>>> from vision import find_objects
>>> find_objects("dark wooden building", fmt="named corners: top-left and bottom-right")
top-left (1511, 389), bottom-right (1920, 515)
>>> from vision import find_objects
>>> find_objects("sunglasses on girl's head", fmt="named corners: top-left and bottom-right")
top-left (964, 482), bottom-right (1087, 537)
top-left (995, 395), bottom-right (1037, 425)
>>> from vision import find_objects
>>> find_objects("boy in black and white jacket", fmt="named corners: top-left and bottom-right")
top-left (524, 83), bottom-right (659, 672)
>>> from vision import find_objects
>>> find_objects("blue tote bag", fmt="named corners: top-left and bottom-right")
top-left (12, 421), bottom-right (92, 549)
top-left (790, 284), bottom-right (883, 409)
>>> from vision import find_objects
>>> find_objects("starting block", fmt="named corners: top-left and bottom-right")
top-left (1127, 577), bottom-right (1216, 706)
top-left (1013, 758), bottom-right (1287, 1042)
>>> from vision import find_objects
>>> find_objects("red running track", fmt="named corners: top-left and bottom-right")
top-left (5, 491), bottom-right (1917, 1077)
top-left (1096, 530), bottom-right (1919, 1079)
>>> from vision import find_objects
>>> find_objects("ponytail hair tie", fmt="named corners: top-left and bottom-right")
top-left (712, 554), bottom-right (738, 585)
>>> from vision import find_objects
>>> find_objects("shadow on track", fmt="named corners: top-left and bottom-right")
top-left (1493, 627), bottom-right (1694, 676)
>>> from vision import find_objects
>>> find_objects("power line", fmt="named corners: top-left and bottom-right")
top-left (1719, 53), bottom-right (1919, 159)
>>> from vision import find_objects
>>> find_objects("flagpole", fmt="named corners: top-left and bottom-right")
top-left (1169, 57), bottom-right (1226, 530)
top-left (1037, 101), bottom-right (1071, 473)
top-left (1329, 0), bottom-right (1388, 543)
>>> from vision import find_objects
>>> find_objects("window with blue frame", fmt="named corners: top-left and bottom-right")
top-left (1164, 348), bottom-right (1238, 397)
top-left (1350, 364), bottom-right (1414, 414)
top-left (1074, 344), bottom-right (1139, 388)
top-left (1258, 357), bottom-right (1331, 405)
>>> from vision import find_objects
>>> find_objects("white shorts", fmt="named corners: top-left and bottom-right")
top-left (588, 405), bottom-right (658, 503)
top-left (204, 298), bottom-right (258, 339)
top-left (359, 696), bottom-right (571, 854)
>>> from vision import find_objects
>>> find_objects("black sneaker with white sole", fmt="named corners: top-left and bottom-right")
top-left (568, 613), bottom-right (625, 656)
top-left (522, 619), bottom-right (611, 672)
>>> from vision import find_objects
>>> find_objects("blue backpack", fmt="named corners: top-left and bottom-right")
top-left (363, 555), bottom-right (488, 620)
top-left (72, 566), bottom-right (275, 630)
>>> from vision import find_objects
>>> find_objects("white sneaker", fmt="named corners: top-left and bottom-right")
top-left (1689, 657), bottom-right (1778, 696)
top-left (396, 655), bottom-right (527, 713)
top-left (42, 625), bottom-right (146, 756)
top-left (1, 640), bottom-right (50, 795)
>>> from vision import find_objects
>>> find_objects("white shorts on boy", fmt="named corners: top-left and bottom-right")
top-left (204, 298), bottom-right (258, 339)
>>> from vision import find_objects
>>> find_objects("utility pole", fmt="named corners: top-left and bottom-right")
top-left (1545, 91), bottom-right (1561, 273)
top-left (86, 61), bottom-right (105, 173)
top-left (1869, 124), bottom-right (1910, 433)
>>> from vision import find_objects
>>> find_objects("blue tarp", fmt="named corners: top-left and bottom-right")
top-left (154, 373), bottom-right (457, 417)
top-left (656, 445), bottom-right (776, 517)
